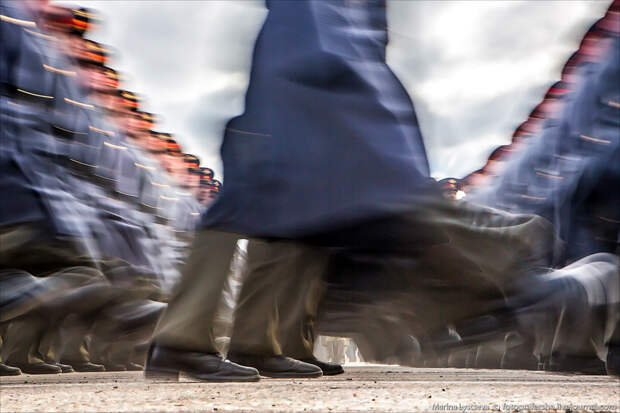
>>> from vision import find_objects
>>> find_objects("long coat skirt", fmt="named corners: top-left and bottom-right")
top-left (202, 0), bottom-right (435, 239)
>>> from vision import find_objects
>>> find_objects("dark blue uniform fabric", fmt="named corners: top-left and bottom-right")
top-left (203, 0), bottom-right (433, 238)
top-left (471, 37), bottom-right (620, 264)
top-left (0, 2), bottom-right (71, 233)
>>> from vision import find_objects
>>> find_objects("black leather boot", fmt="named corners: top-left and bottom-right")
top-left (9, 361), bottom-right (61, 374)
top-left (55, 362), bottom-right (75, 373)
top-left (0, 362), bottom-right (22, 376)
top-left (145, 344), bottom-right (259, 382)
top-left (228, 353), bottom-right (322, 378)
top-left (67, 361), bottom-right (106, 372)
top-left (299, 357), bottom-right (344, 376)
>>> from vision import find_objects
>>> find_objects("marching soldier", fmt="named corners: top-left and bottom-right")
top-left (466, 5), bottom-right (619, 374)
top-left (0, 0), bottom-right (113, 374)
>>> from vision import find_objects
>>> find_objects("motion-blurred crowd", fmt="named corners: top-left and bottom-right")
top-left (1, 0), bottom-right (619, 378)
top-left (1, 1), bottom-right (220, 375)
top-left (461, 5), bottom-right (619, 200)
top-left (402, 3), bottom-right (620, 373)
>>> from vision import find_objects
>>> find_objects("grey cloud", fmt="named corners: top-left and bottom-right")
top-left (61, 0), bottom-right (609, 180)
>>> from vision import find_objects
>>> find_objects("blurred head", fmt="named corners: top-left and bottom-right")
top-left (438, 178), bottom-right (460, 200)
top-left (139, 112), bottom-right (156, 131)
top-left (466, 170), bottom-right (490, 190)
top-left (164, 138), bottom-right (185, 179)
top-left (102, 67), bottom-right (120, 90)
top-left (182, 154), bottom-right (201, 192)
top-left (200, 167), bottom-right (214, 181)
top-left (76, 40), bottom-right (110, 92)
top-left (52, 8), bottom-right (100, 61)
top-left (124, 111), bottom-right (156, 146)
top-left (119, 90), bottom-right (140, 111)
top-left (41, 4), bottom-right (73, 35)
top-left (70, 7), bottom-right (99, 37)
top-left (147, 131), bottom-right (168, 157)
top-left (110, 90), bottom-right (140, 133)
top-left (546, 81), bottom-right (571, 100)
top-left (199, 179), bottom-right (221, 206)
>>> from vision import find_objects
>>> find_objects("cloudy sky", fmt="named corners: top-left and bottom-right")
top-left (57, 0), bottom-right (611, 180)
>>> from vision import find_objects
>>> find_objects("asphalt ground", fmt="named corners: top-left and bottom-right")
top-left (1, 365), bottom-right (619, 412)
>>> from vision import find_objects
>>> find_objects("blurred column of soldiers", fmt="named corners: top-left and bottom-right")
top-left (1, 0), bottom-right (110, 375)
top-left (0, 0), bottom-right (219, 376)
top-left (463, 2), bottom-right (619, 375)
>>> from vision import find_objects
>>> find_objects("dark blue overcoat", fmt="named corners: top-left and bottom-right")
top-left (203, 0), bottom-right (434, 238)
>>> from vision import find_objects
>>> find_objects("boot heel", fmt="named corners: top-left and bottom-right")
top-left (144, 369), bottom-right (179, 382)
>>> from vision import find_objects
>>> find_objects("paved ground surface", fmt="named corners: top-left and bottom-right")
top-left (1, 366), bottom-right (619, 412)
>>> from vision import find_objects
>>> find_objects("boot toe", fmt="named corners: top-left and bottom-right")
top-left (300, 357), bottom-right (344, 376)
top-left (0, 363), bottom-right (22, 376)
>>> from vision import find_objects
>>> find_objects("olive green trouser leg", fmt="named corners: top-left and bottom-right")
top-left (280, 272), bottom-right (326, 360)
top-left (153, 230), bottom-right (239, 354)
top-left (228, 241), bottom-right (328, 358)
top-left (4, 314), bottom-right (47, 365)
top-left (58, 334), bottom-right (91, 364)
top-left (39, 325), bottom-right (63, 364)
top-left (1, 224), bottom-right (103, 367)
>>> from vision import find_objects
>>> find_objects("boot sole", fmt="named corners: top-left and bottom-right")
top-left (19, 370), bottom-right (61, 374)
top-left (73, 368), bottom-right (106, 372)
top-left (321, 369), bottom-right (344, 376)
top-left (145, 369), bottom-right (260, 383)
top-left (185, 373), bottom-right (260, 382)
top-left (10, 366), bottom-right (61, 374)
top-left (0, 370), bottom-right (22, 376)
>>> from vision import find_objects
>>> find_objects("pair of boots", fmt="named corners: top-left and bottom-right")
top-left (145, 344), bottom-right (343, 382)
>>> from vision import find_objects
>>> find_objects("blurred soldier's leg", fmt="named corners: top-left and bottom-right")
top-left (333, 338), bottom-right (346, 365)
top-left (146, 229), bottom-right (259, 382)
top-left (545, 253), bottom-right (619, 374)
top-left (86, 261), bottom-right (160, 372)
top-left (39, 322), bottom-right (77, 373)
top-left (227, 240), bottom-right (324, 377)
top-left (0, 268), bottom-right (88, 375)
top-left (227, 240), bottom-right (282, 357)
top-left (313, 336), bottom-right (329, 363)
top-left (0, 331), bottom-right (21, 376)
top-left (607, 321), bottom-right (620, 376)
top-left (278, 267), bottom-right (344, 375)
top-left (103, 300), bottom-right (166, 371)
top-left (279, 273), bottom-right (324, 359)
top-left (345, 339), bottom-right (361, 363)
top-left (0, 223), bottom-right (101, 374)
top-left (454, 253), bottom-right (619, 376)
top-left (3, 313), bottom-right (60, 374)
top-left (37, 266), bottom-right (111, 373)
top-left (154, 230), bottom-right (238, 352)
top-left (213, 241), bottom-right (248, 353)
top-left (500, 331), bottom-right (539, 370)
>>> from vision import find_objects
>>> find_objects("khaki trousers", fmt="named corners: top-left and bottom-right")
top-left (228, 240), bottom-right (327, 358)
top-left (154, 232), bottom-right (328, 358)
top-left (153, 230), bottom-right (240, 353)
